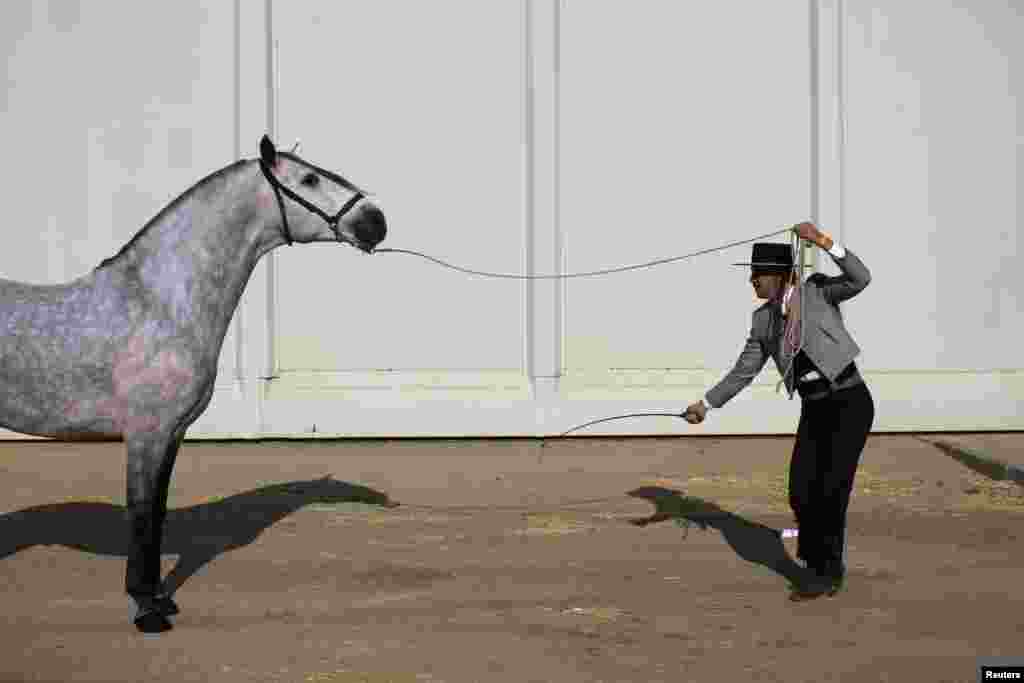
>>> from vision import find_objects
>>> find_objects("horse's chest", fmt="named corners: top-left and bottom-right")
top-left (76, 335), bottom-right (206, 426)
top-left (110, 336), bottom-right (198, 400)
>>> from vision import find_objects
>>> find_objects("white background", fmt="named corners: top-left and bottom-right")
top-left (2, 1), bottom-right (1020, 438)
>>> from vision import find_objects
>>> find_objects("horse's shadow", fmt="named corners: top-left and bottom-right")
top-left (0, 475), bottom-right (397, 596)
top-left (627, 486), bottom-right (806, 586)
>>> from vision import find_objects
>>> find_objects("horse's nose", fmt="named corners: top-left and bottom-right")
top-left (355, 204), bottom-right (387, 246)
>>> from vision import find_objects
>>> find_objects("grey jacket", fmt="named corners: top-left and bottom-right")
top-left (704, 247), bottom-right (871, 408)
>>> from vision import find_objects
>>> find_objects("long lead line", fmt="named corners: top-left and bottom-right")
top-left (373, 226), bottom-right (798, 438)
top-left (373, 227), bottom-right (792, 279)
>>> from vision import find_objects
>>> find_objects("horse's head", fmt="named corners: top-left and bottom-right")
top-left (281, 475), bottom-right (398, 508)
top-left (257, 135), bottom-right (387, 252)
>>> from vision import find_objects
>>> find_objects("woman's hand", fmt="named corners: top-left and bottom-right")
top-left (792, 222), bottom-right (833, 250)
top-left (683, 401), bottom-right (707, 424)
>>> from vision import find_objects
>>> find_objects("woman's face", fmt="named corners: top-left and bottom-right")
top-left (750, 270), bottom-right (787, 300)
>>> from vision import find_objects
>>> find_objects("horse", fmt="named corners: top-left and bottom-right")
top-left (0, 136), bottom-right (387, 632)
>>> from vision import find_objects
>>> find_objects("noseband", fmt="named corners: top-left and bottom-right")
top-left (258, 157), bottom-right (365, 246)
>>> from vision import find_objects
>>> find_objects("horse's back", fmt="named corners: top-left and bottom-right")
top-left (0, 275), bottom-right (74, 308)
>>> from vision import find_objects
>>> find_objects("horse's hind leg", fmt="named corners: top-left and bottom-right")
top-left (124, 431), bottom-right (182, 633)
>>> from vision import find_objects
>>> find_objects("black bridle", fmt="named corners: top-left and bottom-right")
top-left (258, 156), bottom-right (365, 247)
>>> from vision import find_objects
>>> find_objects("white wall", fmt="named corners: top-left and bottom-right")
top-left (843, 0), bottom-right (1022, 368)
top-left (560, 0), bottom-right (811, 374)
top-left (2, 1), bottom-right (1021, 439)
top-left (0, 0), bottom-right (256, 439)
top-left (273, 0), bottom-right (527, 376)
top-left (841, 0), bottom-right (1023, 429)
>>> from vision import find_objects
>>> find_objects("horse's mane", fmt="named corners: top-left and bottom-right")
top-left (94, 158), bottom-right (253, 271)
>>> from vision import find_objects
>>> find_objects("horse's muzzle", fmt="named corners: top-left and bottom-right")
top-left (353, 204), bottom-right (387, 252)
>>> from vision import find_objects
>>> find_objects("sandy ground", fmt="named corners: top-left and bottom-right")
top-left (1, 433), bottom-right (1022, 683)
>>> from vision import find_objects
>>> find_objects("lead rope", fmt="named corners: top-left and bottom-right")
top-left (776, 232), bottom-right (807, 398)
top-left (373, 228), bottom-right (791, 280)
top-left (375, 227), bottom-right (803, 437)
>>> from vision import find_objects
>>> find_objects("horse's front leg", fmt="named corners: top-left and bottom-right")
top-left (125, 431), bottom-right (182, 633)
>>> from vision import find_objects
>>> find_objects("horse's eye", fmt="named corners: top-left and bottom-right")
top-left (300, 172), bottom-right (320, 188)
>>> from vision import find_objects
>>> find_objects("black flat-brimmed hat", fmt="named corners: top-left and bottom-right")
top-left (732, 242), bottom-right (797, 272)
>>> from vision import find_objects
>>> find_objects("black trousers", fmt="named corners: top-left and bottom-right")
top-left (789, 381), bottom-right (875, 578)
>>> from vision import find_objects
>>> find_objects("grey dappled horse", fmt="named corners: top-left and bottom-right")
top-left (0, 136), bottom-right (386, 632)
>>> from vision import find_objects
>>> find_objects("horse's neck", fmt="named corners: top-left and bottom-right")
top-left (218, 484), bottom-right (307, 519)
top-left (101, 162), bottom-right (273, 344)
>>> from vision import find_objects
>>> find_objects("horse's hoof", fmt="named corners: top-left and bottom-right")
top-left (134, 608), bottom-right (173, 634)
top-left (154, 594), bottom-right (180, 616)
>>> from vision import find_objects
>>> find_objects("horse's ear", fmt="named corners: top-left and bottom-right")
top-left (260, 135), bottom-right (277, 166)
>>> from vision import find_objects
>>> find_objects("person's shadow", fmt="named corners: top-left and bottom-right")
top-left (627, 486), bottom-right (807, 586)
top-left (0, 475), bottom-right (398, 595)
top-left (915, 436), bottom-right (1024, 486)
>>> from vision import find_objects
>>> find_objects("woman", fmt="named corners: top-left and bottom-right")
top-left (683, 222), bottom-right (875, 601)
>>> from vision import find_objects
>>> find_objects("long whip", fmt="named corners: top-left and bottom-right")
top-left (552, 412), bottom-right (688, 439)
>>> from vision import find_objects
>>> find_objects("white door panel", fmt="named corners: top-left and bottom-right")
top-left (267, 0), bottom-right (531, 429)
top-left (559, 0), bottom-right (812, 378)
top-left (272, 1), bottom-right (527, 375)
top-left (844, 1), bottom-right (1023, 371)
top-left (1, 1), bottom-right (248, 439)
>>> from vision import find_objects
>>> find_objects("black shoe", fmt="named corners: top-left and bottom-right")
top-left (788, 560), bottom-right (835, 602)
top-left (131, 593), bottom-right (177, 633)
top-left (789, 579), bottom-right (832, 602)
top-left (154, 593), bottom-right (180, 616)
top-left (134, 606), bottom-right (173, 633)
top-left (819, 560), bottom-right (846, 597)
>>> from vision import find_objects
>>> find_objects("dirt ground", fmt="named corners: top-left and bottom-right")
top-left (1, 433), bottom-right (1022, 683)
